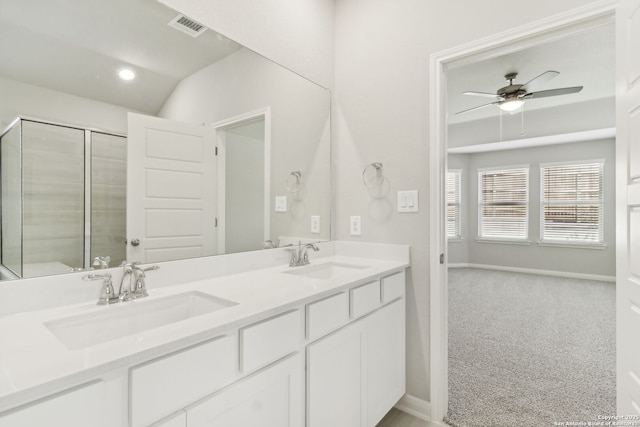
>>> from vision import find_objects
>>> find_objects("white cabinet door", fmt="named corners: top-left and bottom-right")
top-left (307, 317), bottom-right (366, 427)
top-left (366, 299), bottom-right (406, 426)
top-left (307, 299), bottom-right (406, 427)
top-left (186, 353), bottom-right (304, 427)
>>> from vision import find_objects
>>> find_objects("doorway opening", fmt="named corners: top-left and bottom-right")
top-left (428, 3), bottom-right (618, 423)
top-left (213, 108), bottom-right (271, 255)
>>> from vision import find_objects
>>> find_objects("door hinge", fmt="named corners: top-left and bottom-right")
top-left (215, 218), bottom-right (218, 227)
top-left (440, 253), bottom-right (445, 264)
top-left (215, 146), bottom-right (218, 156)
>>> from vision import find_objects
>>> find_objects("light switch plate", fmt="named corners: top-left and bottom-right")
top-left (350, 216), bottom-right (362, 236)
top-left (397, 190), bottom-right (419, 213)
top-left (311, 216), bottom-right (320, 233)
top-left (275, 196), bottom-right (287, 212)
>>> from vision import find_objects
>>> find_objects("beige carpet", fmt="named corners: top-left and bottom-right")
top-left (446, 268), bottom-right (615, 427)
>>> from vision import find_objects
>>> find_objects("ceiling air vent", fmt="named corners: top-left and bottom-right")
top-left (168, 14), bottom-right (208, 38)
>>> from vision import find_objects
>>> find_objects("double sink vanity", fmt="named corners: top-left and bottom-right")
top-left (0, 242), bottom-right (409, 427)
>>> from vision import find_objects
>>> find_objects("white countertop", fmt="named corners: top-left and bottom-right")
top-left (0, 255), bottom-right (408, 412)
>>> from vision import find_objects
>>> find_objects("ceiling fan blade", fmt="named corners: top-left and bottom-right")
top-left (521, 70), bottom-right (559, 92)
top-left (462, 91), bottom-right (500, 99)
top-left (455, 101), bottom-right (500, 115)
top-left (522, 86), bottom-right (583, 99)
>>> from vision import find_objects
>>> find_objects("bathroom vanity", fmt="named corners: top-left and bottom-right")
top-left (0, 242), bottom-right (408, 426)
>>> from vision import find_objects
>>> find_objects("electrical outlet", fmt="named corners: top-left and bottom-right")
top-left (311, 216), bottom-right (320, 233)
top-left (350, 216), bottom-right (362, 236)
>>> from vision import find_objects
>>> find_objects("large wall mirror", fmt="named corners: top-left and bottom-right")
top-left (0, 0), bottom-right (330, 280)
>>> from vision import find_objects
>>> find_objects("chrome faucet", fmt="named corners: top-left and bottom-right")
top-left (263, 240), bottom-right (277, 249)
top-left (287, 241), bottom-right (320, 267)
top-left (84, 262), bottom-right (159, 305)
top-left (91, 256), bottom-right (111, 269)
top-left (119, 262), bottom-right (159, 302)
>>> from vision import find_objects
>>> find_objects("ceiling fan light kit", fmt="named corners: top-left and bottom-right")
top-left (499, 98), bottom-right (524, 112)
top-left (456, 70), bottom-right (583, 116)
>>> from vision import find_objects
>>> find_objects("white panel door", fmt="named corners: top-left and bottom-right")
top-left (616, 0), bottom-right (640, 417)
top-left (127, 113), bottom-right (216, 263)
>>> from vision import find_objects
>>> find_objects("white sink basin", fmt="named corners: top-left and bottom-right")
top-left (45, 291), bottom-right (237, 350)
top-left (284, 261), bottom-right (369, 280)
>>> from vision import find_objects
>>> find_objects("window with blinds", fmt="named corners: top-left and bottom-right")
top-left (540, 161), bottom-right (604, 243)
top-left (447, 170), bottom-right (461, 239)
top-left (478, 167), bottom-right (529, 240)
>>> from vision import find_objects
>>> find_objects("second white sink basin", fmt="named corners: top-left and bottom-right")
top-left (284, 261), bottom-right (369, 280)
top-left (45, 291), bottom-right (237, 350)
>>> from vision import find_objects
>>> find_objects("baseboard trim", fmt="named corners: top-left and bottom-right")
top-left (395, 394), bottom-right (432, 422)
top-left (448, 263), bottom-right (616, 282)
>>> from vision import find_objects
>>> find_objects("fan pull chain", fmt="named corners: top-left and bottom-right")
top-left (499, 108), bottom-right (503, 142)
top-left (521, 103), bottom-right (525, 137)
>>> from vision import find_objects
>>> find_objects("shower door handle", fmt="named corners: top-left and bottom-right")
top-left (130, 239), bottom-right (140, 247)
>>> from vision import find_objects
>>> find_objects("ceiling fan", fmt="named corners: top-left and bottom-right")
top-left (456, 70), bottom-right (583, 115)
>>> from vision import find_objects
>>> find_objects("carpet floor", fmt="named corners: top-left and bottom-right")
top-left (446, 268), bottom-right (616, 427)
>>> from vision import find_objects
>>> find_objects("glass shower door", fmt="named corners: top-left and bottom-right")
top-left (21, 121), bottom-right (85, 277)
top-left (91, 132), bottom-right (127, 267)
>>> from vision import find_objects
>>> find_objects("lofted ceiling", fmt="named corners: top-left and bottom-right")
top-left (446, 22), bottom-right (615, 127)
top-left (0, 0), bottom-right (242, 114)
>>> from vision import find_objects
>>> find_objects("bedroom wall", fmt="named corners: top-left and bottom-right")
top-left (448, 139), bottom-right (615, 278)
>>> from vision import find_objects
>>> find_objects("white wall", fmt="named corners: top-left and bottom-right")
top-left (449, 97), bottom-right (615, 149)
top-left (158, 0), bottom-right (334, 89)
top-left (159, 48), bottom-right (331, 246)
top-left (448, 140), bottom-right (615, 277)
top-left (0, 76), bottom-right (131, 135)
top-left (333, 0), bottom-right (606, 405)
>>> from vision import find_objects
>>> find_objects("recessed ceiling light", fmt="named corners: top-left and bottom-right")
top-left (118, 68), bottom-right (136, 81)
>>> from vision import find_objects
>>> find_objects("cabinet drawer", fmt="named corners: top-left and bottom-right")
top-left (129, 335), bottom-right (236, 427)
top-left (382, 271), bottom-right (405, 303)
top-left (0, 381), bottom-right (104, 427)
top-left (306, 292), bottom-right (349, 341)
top-left (240, 310), bottom-right (301, 373)
top-left (350, 281), bottom-right (381, 318)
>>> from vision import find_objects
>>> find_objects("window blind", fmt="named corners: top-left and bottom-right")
top-left (447, 170), bottom-right (461, 239)
top-left (540, 162), bottom-right (603, 243)
top-left (478, 167), bottom-right (528, 240)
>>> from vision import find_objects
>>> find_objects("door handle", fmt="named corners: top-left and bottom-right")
top-left (130, 239), bottom-right (140, 247)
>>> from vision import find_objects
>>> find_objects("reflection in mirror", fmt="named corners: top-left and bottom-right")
top-left (0, 0), bottom-right (330, 280)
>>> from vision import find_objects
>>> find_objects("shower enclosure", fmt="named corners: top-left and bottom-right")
top-left (0, 118), bottom-right (126, 279)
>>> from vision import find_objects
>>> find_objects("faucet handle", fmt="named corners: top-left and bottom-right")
top-left (285, 248), bottom-right (298, 267)
top-left (84, 273), bottom-right (116, 305)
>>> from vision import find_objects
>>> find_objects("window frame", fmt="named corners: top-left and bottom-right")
top-left (477, 165), bottom-right (530, 243)
top-left (539, 159), bottom-right (605, 247)
top-left (447, 169), bottom-right (462, 241)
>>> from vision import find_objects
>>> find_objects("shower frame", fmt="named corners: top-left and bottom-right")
top-left (0, 116), bottom-right (126, 279)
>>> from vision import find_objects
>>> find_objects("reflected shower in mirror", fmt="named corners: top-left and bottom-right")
top-left (0, 0), bottom-right (330, 279)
